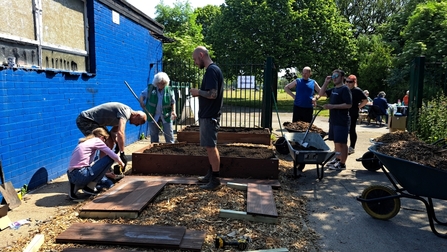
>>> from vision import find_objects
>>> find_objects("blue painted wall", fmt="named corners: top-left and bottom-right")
top-left (0, 0), bottom-right (162, 192)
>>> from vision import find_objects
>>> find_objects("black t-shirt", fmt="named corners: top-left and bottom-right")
top-left (325, 85), bottom-right (352, 126)
top-left (349, 87), bottom-right (367, 117)
top-left (198, 63), bottom-right (224, 118)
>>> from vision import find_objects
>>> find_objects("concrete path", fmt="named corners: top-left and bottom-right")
top-left (279, 115), bottom-right (447, 252)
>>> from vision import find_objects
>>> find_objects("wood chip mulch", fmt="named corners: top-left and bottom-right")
top-left (282, 121), bottom-right (327, 136)
top-left (373, 131), bottom-right (447, 170)
top-left (3, 160), bottom-right (321, 252)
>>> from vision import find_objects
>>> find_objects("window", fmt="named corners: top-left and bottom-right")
top-left (0, 0), bottom-right (88, 72)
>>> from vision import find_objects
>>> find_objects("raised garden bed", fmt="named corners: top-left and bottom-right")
top-left (177, 125), bottom-right (271, 145)
top-left (132, 143), bottom-right (279, 179)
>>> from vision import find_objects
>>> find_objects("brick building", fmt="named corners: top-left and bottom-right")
top-left (0, 0), bottom-right (170, 191)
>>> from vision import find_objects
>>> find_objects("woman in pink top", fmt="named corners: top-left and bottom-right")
top-left (67, 128), bottom-right (125, 199)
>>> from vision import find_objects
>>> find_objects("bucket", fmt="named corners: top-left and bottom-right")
top-left (273, 137), bottom-right (289, 154)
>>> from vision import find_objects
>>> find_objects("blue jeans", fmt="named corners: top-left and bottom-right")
top-left (149, 120), bottom-right (174, 143)
top-left (67, 156), bottom-right (114, 188)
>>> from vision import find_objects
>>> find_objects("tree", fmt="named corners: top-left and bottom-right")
top-left (335, 0), bottom-right (409, 37)
top-left (194, 5), bottom-right (222, 44)
top-left (356, 34), bottom-right (393, 97)
top-left (155, 1), bottom-right (209, 86)
top-left (207, 0), bottom-right (357, 82)
top-left (379, 0), bottom-right (446, 99)
top-left (155, 1), bottom-right (205, 62)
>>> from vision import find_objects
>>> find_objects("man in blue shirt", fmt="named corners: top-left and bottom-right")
top-left (284, 66), bottom-right (321, 122)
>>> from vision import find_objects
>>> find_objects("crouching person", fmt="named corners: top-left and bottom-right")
top-left (67, 128), bottom-right (125, 199)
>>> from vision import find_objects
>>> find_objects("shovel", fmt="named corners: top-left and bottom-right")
top-left (300, 106), bottom-right (324, 148)
top-left (0, 160), bottom-right (21, 210)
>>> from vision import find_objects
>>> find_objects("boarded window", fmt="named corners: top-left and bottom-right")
top-left (0, 0), bottom-right (88, 72)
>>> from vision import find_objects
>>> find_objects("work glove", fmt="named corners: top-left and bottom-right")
top-left (120, 151), bottom-right (128, 169)
top-left (114, 145), bottom-right (120, 154)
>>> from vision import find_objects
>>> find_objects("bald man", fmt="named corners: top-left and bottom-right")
top-left (190, 46), bottom-right (224, 190)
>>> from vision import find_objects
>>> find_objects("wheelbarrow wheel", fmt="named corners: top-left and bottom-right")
top-left (361, 185), bottom-right (401, 220)
top-left (361, 151), bottom-right (381, 171)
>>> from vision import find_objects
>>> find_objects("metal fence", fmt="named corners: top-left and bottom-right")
top-left (408, 56), bottom-right (447, 132)
top-left (163, 58), bottom-right (277, 132)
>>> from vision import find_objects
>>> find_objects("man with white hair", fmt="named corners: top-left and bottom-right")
top-left (76, 102), bottom-right (147, 168)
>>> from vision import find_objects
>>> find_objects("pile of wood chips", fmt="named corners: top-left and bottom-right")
top-left (374, 131), bottom-right (447, 170)
top-left (3, 159), bottom-right (320, 251)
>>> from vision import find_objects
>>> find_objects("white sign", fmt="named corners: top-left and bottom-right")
top-left (237, 76), bottom-right (255, 89)
top-left (112, 11), bottom-right (120, 24)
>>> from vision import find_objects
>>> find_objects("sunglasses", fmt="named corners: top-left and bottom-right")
top-left (345, 80), bottom-right (354, 83)
top-left (331, 74), bottom-right (339, 79)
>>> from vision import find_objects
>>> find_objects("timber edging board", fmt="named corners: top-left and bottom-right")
top-left (177, 126), bottom-right (272, 145)
top-left (220, 182), bottom-right (278, 223)
top-left (132, 146), bottom-right (279, 179)
top-left (56, 223), bottom-right (205, 251)
top-left (79, 180), bottom-right (166, 219)
top-left (247, 183), bottom-right (278, 217)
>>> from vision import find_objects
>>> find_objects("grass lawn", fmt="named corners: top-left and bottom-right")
top-left (223, 89), bottom-right (330, 117)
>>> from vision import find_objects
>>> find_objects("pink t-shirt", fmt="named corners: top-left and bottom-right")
top-left (68, 137), bottom-right (120, 169)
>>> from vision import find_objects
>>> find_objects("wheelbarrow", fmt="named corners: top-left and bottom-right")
top-left (356, 144), bottom-right (447, 238)
top-left (284, 132), bottom-right (336, 180)
top-left (356, 138), bottom-right (447, 172)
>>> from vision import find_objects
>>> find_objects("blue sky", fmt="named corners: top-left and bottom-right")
top-left (126, 0), bottom-right (225, 18)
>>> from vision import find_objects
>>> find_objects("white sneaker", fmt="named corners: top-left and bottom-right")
top-left (326, 158), bottom-right (339, 167)
top-left (328, 162), bottom-right (346, 171)
top-left (348, 147), bottom-right (355, 155)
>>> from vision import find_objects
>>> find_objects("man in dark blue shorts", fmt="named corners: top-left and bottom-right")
top-left (190, 46), bottom-right (224, 190)
top-left (319, 70), bottom-right (352, 171)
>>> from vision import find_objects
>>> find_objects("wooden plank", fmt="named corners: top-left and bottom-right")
top-left (179, 229), bottom-right (206, 251)
top-left (177, 127), bottom-right (271, 145)
top-left (0, 182), bottom-right (21, 209)
top-left (219, 209), bottom-right (278, 224)
top-left (132, 151), bottom-right (279, 179)
top-left (23, 234), bottom-right (45, 252)
top-left (247, 183), bottom-right (278, 217)
top-left (79, 180), bottom-right (166, 218)
top-left (56, 223), bottom-right (186, 249)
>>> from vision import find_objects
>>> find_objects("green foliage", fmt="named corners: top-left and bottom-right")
top-left (194, 5), bottom-right (221, 43)
top-left (206, 0), bottom-right (357, 82)
top-left (155, 1), bottom-right (205, 61)
top-left (336, 0), bottom-right (409, 37)
top-left (356, 34), bottom-right (393, 96)
top-left (416, 94), bottom-right (447, 142)
top-left (379, 0), bottom-right (434, 90)
top-left (155, 1), bottom-right (210, 86)
top-left (401, 1), bottom-right (447, 64)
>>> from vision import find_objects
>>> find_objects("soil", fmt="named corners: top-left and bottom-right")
top-left (373, 131), bottom-right (447, 170)
top-left (180, 125), bottom-right (270, 134)
top-left (143, 143), bottom-right (276, 159)
top-left (282, 121), bottom-right (327, 136)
